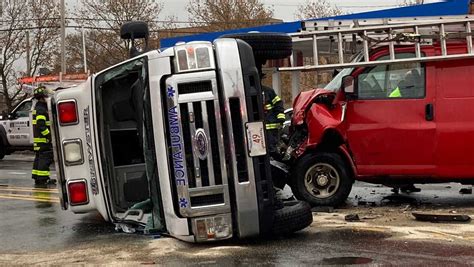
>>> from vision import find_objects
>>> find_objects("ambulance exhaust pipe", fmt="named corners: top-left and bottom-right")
top-left (120, 21), bottom-right (150, 58)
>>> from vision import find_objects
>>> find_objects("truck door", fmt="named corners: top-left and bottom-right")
top-left (7, 100), bottom-right (33, 146)
top-left (434, 58), bottom-right (474, 177)
top-left (345, 53), bottom-right (436, 176)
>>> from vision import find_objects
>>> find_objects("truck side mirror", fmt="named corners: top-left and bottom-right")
top-left (342, 75), bottom-right (355, 94)
top-left (7, 113), bottom-right (16, 120)
top-left (120, 21), bottom-right (150, 58)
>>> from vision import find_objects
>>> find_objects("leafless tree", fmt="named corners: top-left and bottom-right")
top-left (0, 0), bottom-right (60, 111)
top-left (187, 0), bottom-right (274, 32)
top-left (64, 0), bottom-right (164, 73)
top-left (295, 0), bottom-right (344, 20)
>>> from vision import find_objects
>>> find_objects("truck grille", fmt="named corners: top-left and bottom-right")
top-left (229, 97), bottom-right (249, 183)
top-left (178, 81), bottom-right (213, 94)
top-left (179, 100), bottom-right (225, 188)
top-left (165, 78), bottom-right (230, 217)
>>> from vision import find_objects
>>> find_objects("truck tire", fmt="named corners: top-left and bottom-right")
top-left (0, 140), bottom-right (5, 160)
top-left (291, 152), bottom-right (353, 207)
top-left (272, 200), bottom-right (313, 235)
top-left (220, 32), bottom-right (292, 61)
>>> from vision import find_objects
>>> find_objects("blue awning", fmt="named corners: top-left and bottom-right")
top-left (160, 0), bottom-right (470, 48)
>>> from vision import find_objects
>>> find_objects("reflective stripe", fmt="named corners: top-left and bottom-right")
top-left (36, 115), bottom-right (47, 121)
top-left (32, 110), bottom-right (36, 115)
top-left (277, 113), bottom-right (285, 120)
top-left (41, 129), bottom-right (50, 136)
top-left (34, 147), bottom-right (40, 151)
top-left (33, 120), bottom-right (50, 126)
top-left (265, 104), bottom-right (273, 110)
top-left (34, 138), bottom-right (48, 143)
top-left (389, 87), bottom-right (402, 98)
top-left (272, 95), bottom-right (281, 105)
top-left (32, 170), bottom-right (50, 176)
top-left (266, 123), bottom-right (282, 130)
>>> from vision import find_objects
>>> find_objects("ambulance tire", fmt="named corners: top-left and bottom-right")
top-left (272, 200), bottom-right (313, 235)
top-left (220, 32), bottom-right (293, 61)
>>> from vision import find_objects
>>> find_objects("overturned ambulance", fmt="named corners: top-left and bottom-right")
top-left (50, 22), bottom-right (312, 242)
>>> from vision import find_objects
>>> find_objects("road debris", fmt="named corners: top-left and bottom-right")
top-left (357, 200), bottom-right (377, 207)
top-left (345, 214), bottom-right (360, 222)
top-left (412, 212), bottom-right (471, 223)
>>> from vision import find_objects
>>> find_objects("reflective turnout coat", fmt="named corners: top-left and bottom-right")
top-left (32, 101), bottom-right (52, 152)
top-left (262, 86), bottom-right (285, 130)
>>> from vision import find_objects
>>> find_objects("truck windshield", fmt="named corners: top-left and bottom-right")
top-left (324, 54), bottom-right (363, 91)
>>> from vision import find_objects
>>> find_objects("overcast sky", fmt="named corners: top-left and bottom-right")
top-left (161, 0), bottom-right (443, 22)
top-left (67, 0), bottom-right (443, 22)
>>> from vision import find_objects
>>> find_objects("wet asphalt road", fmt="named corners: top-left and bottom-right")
top-left (1, 153), bottom-right (474, 265)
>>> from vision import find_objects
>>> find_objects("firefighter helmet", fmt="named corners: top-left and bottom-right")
top-left (33, 86), bottom-right (48, 99)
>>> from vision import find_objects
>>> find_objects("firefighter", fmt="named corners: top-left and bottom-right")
top-left (263, 85), bottom-right (286, 158)
top-left (31, 86), bottom-right (55, 185)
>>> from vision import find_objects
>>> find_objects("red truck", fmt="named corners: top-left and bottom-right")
top-left (279, 17), bottom-right (474, 206)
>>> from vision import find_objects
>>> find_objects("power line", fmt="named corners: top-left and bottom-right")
top-left (0, 16), bottom-right (281, 25)
top-left (0, 25), bottom-right (210, 35)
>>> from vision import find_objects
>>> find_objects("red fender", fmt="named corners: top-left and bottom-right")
top-left (338, 144), bottom-right (358, 177)
top-left (292, 89), bottom-right (345, 155)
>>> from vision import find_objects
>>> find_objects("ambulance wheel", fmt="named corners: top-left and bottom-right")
top-left (0, 141), bottom-right (5, 160)
top-left (292, 152), bottom-right (353, 207)
top-left (220, 32), bottom-right (292, 61)
top-left (272, 200), bottom-right (313, 235)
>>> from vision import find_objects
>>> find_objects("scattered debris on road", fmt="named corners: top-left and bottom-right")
top-left (357, 200), bottom-right (377, 207)
top-left (345, 214), bottom-right (360, 222)
top-left (412, 212), bottom-right (472, 223)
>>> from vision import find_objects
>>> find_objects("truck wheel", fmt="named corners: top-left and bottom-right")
top-left (272, 200), bottom-right (313, 235)
top-left (0, 141), bottom-right (5, 160)
top-left (292, 152), bottom-right (353, 207)
top-left (220, 32), bottom-right (292, 61)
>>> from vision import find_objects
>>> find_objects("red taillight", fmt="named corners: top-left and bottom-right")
top-left (68, 181), bottom-right (88, 205)
top-left (58, 101), bottom-right (78, 125)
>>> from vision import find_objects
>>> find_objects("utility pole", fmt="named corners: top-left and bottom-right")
top-left (81, 27), bottom-right (88, 73)
top-left (60, 0), bottom-right (66, 75)
top-left (26, 31), bottom-right (31, 76)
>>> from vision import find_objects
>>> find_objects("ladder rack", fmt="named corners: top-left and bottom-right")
top-left (279, 15), bottom-right (474, 72)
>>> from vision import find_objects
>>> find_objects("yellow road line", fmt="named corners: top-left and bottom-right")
top-left (0, 193), bottom-right (60, 203)
top-left (0, 188), bottom-right (59, 194)
top-left (0, 185), bottom-right (58, 192)
top-left (0, 196), bottom-right (59, 203)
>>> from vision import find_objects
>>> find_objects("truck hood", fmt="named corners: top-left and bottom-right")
top-left (292, 88), bottom-right (335, 125)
